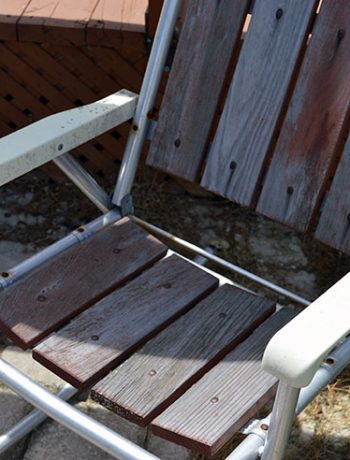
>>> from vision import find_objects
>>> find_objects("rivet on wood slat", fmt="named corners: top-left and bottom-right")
top-left (174, 139), bottom-right (181, 148)
top-left (37, 295), bottom-right (47, 302)
top-left (337, 29), bottom-right (346, 43)
top-left (287, 186), bottom-right (294, 195)
top-left (210, 396), bottom-right (219, 403)
top-left (91, 335), bottom-right (99, 341)
top-left (149, 370), bottom-right (157, 376)
top-left (275, 8), bottom-right (283, 19)
top-left (229, 161), bottom-right (237, 171)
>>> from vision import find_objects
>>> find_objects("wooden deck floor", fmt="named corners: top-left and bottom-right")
top-left (0, 0), bottom-right (148, 45)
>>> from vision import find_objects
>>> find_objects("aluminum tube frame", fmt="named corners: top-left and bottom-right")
top-left (0, 208), bottom-right (121, 288)
top-left (0, 358), bottom-right (160, 460)
top-left (112, 0), bottom-right (182, 206)
top-left (131, 216), bottom-right (311, 306)
top-left (260, 383), bottom-right (300, 460)
top-left (0, 384), bottom-right (78, 454)
top-left (227, 336), bottom-right (350, 459)
top-left (53, 153), bottom-right (112, 213)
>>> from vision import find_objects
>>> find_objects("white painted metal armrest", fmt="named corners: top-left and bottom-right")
top-left (0, 89), bottom-right (138, 187)
top-left (262, 272), bottom-right (350, 388)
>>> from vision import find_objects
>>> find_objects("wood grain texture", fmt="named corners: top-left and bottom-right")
top-left (152, 309), bottom-right (297, 456)
top-left (91, 285), bottom-right (275, 425)
top-left (0, 218), bottom-right (167, 349)
top-left (0, 0), bottom-right (31, 40)
top-left (33, 255), bottom-right (218, 389)
top-left (257, 0), bottom-right (350, 233)
top-left (201, 0), bottom-right (317, 207)
top-left (316, 133), bottom-right (350, 254)
top-left (146, 0), bottom-right (250, 181)
top-left (18, 0), bottom-right (99, 44)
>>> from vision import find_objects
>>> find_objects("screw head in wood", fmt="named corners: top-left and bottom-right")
top-left (37, 295), bottom-right (47, 302)
top-left (287, 186), bottom-right (294, 195)
top-left (229, 161), bottom-right (237, 171)
top-left (1, 272), bottom-right (9, 278)
top-left (210, 396), bottom-right (219, 403)
top-left (174, 139), bottom-right (181, 148)
top-left (149, 369), bottom-right (157, 376)
top-left (91, 335), bottom-right (99, 341)
top-left (260, 423), bottom-right (269, 431)
top-left (275, 8), bottom-right (283, 19)
top-left (57, 144), bottom-right (64, 151)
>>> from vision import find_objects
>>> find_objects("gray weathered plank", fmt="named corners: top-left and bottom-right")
top-left (91, 285), bottom-right (275, 425)
top-left (33, 255), bottom-right (218, 389)
top-left (152, 309), bottom-right (297, 456)
top-left (201, 0), bottom-right (317, 206)
top-left (257, 0), bottom-right (350, 233)
top-left (146, 0), bottom-right (250, 181)
top-left (0, 218), bottom-right (167, 348)
top-left (316, 133), bottom-right (350, 254)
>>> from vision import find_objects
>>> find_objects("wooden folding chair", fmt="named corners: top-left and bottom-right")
top-left (1, 1), bottom-right (350, 459)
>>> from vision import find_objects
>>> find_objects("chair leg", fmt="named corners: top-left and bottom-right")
top-left (0, 358), bottom-right (159, 460)
top-left (260, 382), bottom-right (300, 460)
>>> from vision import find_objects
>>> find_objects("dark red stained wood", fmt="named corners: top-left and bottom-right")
top-left (316, 134), bottom-right (350, 254)
top-left (91, 285), bottom-right (275, 426)
top-left (0, 218), bottom-right (167, 349)
top-left (33, 255), bottom-right (218, 389)
top-left (18, 0), bottom-right (99, 44)
top-left (257, 0), bottom-right (350, 233)
top-left (0, 0), bottom-right (31, 40)
top-left (152, 309), bottom-right (297, 456)
top-left (146, 0), bottom-right (250, 181)
top-left (201, 0), bottom-right (318, 207)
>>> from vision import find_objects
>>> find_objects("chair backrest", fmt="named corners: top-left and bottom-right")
top-left (146, 0), bottom-right (350, 255)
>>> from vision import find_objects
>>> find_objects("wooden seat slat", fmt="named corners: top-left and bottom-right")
top-left (146, 0), bottom-right (250, 182)
top-left (33, 255), bottom-right (218, 389)
top-left (201, 0), bottom-right (318, 207)
top-left (257, 0), bottom-right (350, 233)
top-left (316, 134), bottom-right (350, 254)
top-left (151, 309), bottom-right (297, 456)
top-left (91, 285), bottom-right (275, 426)
top-left (0, 218), bottom-right (167, 349)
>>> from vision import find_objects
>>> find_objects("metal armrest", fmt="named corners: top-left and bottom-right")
top-left (0, 89), bottom-right (138, 187)
top-left (262, 272), bottom-right (350, 387)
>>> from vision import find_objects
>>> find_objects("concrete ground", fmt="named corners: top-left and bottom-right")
top-left (0, 166), bottom-right (349, 459)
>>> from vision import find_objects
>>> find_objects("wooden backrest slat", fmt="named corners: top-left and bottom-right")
top-left (256, 0), bottom-right (350, 233)
top-left (0, 0), bottom-right (31, 40)
top-left (315, 134), bottom-right (350, 254)
top-left (201, 0), bottom-right (318, 207)
top-left (146, 0), bottom-right (250, 182)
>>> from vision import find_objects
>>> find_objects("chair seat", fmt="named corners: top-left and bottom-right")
top-left (0, 217), bottom-right (298, 455)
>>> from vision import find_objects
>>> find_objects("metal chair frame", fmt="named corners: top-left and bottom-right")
top-left (1, 2), bottom-right (350, 459)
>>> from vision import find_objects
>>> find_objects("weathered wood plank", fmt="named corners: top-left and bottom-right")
top-left (0, 218), bottom-right (167, 349)
top-left (0, 0), bottom-right (31, 40)
top-left (152, 309), bottom-right (297, 456)
top-left (18, 0), bottom-right (99, 44)
top-left (33, 255), bottom-right (218, 389)
top-left (201, 0), bottom-right (318, 207)
top-left (316, 134), bottom-right (350, 254)
top-left (146, 0), bottom-right (250, 181)
top-left (91, 285), bottom-right (275, 425)
top-left (257, 0), bottom-right (350, 232)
